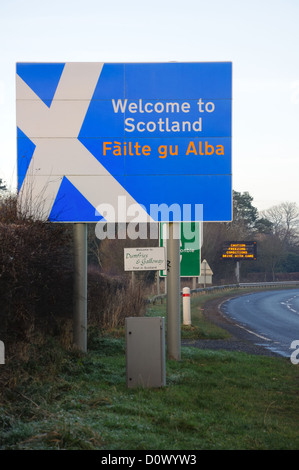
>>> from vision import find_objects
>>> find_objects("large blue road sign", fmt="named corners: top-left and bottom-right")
top-left (16, 62), bottom-right (232, 223)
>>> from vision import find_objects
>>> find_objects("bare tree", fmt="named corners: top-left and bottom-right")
top-left (257, 233), bottom-right (284, 281)
top-left (261, 202), bottom-right (299, 247)
top-left (0, 178), bottom-right (7, 192)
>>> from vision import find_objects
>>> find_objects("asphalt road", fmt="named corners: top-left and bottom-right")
top-left (220, 289), bottom-right (299, 358)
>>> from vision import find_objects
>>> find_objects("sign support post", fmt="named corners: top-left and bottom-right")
top-left (156, 272), bottom-right (160, 295)
top-left (235, 260), bottom-right (241, 283)
top-left (203, 259), bottom-right (207, 288)
top-left (166, 222), bottom-right (181, 361)
top-left (73, 223), bottom-right (88, 352)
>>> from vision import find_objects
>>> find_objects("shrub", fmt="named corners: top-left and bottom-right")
top-left (0, 196), bottom-right (146, 362)
top-left (0, 202), bottom-right (73, 357)
top-left (88, 266), bottom-right (146, 330)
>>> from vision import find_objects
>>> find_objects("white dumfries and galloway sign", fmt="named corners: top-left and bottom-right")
top-left (124, 247), bottom-right (166, 271)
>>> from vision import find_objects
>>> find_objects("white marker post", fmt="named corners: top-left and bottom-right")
top-left (182, 287), bottom-right (191, 325)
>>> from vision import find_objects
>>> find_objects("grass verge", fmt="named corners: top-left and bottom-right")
top-left (0, 290), bottom-right (298, 450)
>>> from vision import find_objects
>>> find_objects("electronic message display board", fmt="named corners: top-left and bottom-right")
top-left (221, 241), bottom-right (257, 260)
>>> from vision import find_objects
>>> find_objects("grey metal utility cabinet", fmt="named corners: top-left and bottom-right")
top-left (125, 317), bottom-right (166, 388)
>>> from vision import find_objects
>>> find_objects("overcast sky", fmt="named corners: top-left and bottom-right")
top-left (1, 0), bottom-right (298, 212)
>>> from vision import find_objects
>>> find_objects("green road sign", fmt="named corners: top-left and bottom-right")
top-left (159, 222), bottom-right (201, 277)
